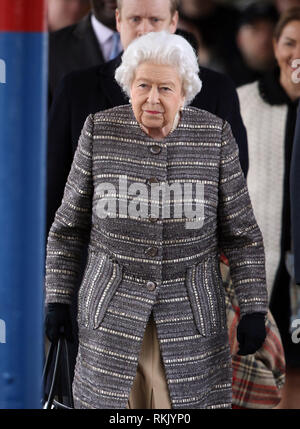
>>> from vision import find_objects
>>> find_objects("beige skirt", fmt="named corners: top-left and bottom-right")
top-left (127, 312), bottom-right (172, 409)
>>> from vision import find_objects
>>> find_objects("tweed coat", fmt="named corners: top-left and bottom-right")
top-left (45, 105), bottom-right (268, 409)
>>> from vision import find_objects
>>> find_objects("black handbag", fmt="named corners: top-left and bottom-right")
top-left (43, 335), bottom-right (74, 409)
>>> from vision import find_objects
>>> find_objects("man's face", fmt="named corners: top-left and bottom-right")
top-left (91, 0), bottom-right (117, 29)
top-left (116, 0), bottom-right (178, 50)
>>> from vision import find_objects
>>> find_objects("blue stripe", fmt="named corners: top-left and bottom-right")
top-left (0, 32), bottom-right (48, 408)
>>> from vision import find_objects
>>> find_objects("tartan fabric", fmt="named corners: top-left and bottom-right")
top-left (221, 259), bottom-right (286, 408)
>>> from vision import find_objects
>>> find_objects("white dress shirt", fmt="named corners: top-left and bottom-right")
top-left (91, 14), bottom-right (122, 62)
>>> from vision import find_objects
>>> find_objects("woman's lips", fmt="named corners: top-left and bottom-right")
top-left (145, 110), bottom-right (162, 114)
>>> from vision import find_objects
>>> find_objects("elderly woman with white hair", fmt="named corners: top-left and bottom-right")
top-left (45, 31), bottom-right (268, 409)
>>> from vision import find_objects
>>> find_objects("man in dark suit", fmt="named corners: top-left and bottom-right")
top-left (291, 100), bottom-right (300, 285)
top-left (47, 0), bottom-right (249, 232)
top-left (49, 0), bottom-right (121, 99)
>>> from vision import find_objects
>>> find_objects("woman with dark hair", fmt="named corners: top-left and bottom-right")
top-left (238, 7), bottom-right (300, 408)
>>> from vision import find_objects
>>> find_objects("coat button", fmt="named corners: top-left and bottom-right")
top-left (149, 216), bottom-right (158, 223)
top-left (144, 246), bottom-right (158, 257)
top-left (146, 281), bottom-right (157, 291)
top-left (147, 177), bottom-right (159, 185)
top-left (149, 145), bottom-right (162, 155)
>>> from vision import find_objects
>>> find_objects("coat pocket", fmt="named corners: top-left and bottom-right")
top-left (186, 255), bottom-right (227, 337)
top-left (77, 251), bottom-right (123, 329)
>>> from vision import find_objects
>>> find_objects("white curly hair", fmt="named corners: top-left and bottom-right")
top-left (115, 31), bottom-right (202, 106)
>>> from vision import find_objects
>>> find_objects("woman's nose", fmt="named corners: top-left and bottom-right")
top-left (147, 87), bottom-right (160, 104)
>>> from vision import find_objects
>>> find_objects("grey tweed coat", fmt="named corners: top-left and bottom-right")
top-left (45, 105), bottom-right (268, 409)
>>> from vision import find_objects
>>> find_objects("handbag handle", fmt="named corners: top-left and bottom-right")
top-left (43, 336), bottom-right (74, 409)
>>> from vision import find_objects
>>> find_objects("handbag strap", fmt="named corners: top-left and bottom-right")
top-left (42, 337), bottom-right (56, 384)
top-left (43, 336), bottom-right (74, 409)
top-left (63, 336), bottom-right (74, 408)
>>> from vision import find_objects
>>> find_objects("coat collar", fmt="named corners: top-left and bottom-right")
top-left (98, 52), bottom-right (122, 75)
top-left (258, 67), bottom-right (298, 106)
top-left (125, 104), bottom-right (192, 143)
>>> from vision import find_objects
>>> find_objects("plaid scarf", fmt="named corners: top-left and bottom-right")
top-left (221, 257), bottom-right (286, 408)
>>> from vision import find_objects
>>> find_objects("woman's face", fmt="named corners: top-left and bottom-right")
top-left (274, 20), bottom-right (300, 85)
top-left (130, 62), bottom-right (185, 138)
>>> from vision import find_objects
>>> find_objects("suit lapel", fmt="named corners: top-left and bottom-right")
top-left (73, 14), bottom-right (104, 66)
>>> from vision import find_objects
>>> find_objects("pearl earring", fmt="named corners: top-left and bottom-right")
top-left (129, 98), bottom-right (132, 104)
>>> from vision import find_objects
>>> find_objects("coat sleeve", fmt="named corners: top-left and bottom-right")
top-left (47, 76), bottom-right (73, 235)
top-left (215, 74), bottom-right (249, 178)
top-left (45, 114), bottom-right (94, 305)
top-left (218, 120), bottom-right (268, 317)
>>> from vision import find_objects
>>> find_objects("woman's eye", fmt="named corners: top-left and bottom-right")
top-left (138, 84), bottom-right (147, 88)
top-left (161, 87), bottom-right (171, 91)
top-left (283, 40), bottom-right (294, 47)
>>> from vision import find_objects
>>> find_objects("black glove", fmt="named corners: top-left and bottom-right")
top-left (45, 303), bottom-right (74, 343)
top-left (237, 312), bottom-right (266, 356)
